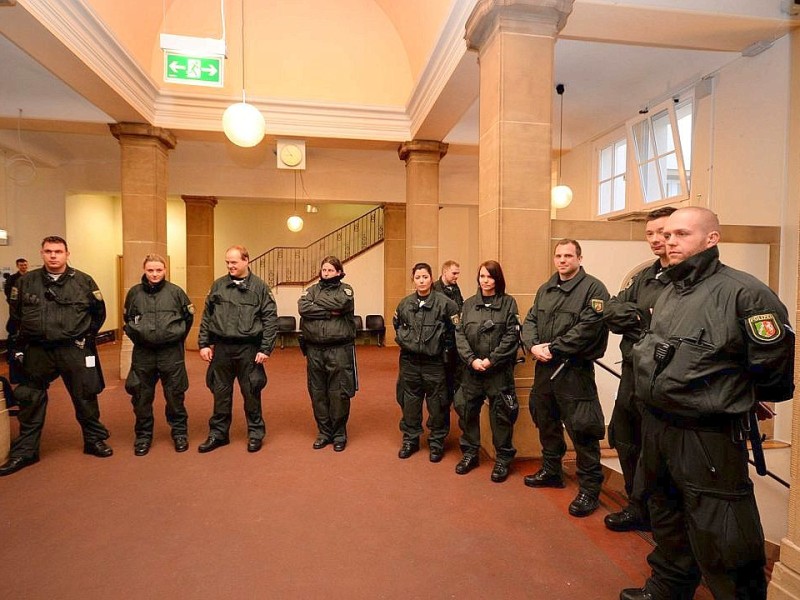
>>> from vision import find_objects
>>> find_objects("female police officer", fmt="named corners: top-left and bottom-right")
top-left (393, 262), bottom-right (459, 462)
top-left (298, 256), bottom-right (357, 452)
top-left (454, 260), bottom-right (520, 482)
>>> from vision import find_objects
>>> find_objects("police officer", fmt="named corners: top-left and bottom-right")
top-left (0, 236), bottom-right (111, 476)
top-left (197, 245), bottom-right (278, 453)
top-left (298, 256), bottom-right (357, 452)
top-left (123, 254), bottom-right (194, 455)
top-left (621, 208), bottom-right (794, 600)
top-left (602, 206), bottom-right (675, 532)
top-left (522, 239), bottom-right (609, 518)
top-left (454, 260), bottom-right (520, 482)
top-left (432, 260), bottom-right (464, 423)
top-left (393, 262), bottom-right (459, 462)
top-left (5, 257), bottom-right (28, 383)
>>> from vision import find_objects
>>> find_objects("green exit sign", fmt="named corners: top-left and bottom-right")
top-left (164, 53), bottom-right (223, 87)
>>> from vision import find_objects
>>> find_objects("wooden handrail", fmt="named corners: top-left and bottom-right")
top-left (249, 206), bottom-right (384, 287)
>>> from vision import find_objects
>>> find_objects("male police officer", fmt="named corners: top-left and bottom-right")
top-left (5, 257), bottom-right (28, 382)
top-left (522, 239), bottom-right (610, 517)
top-left (432, 260), bottom-right (464, 425)
top-left (602, 207), bottom-right (675, 532)
top-left (197, 245), bottom-right (278, 453)
top-left (123, 254), bottom-right (194, 455)
top-left (0, 236), bottom-right (111, 476)
top-left (621, 208), bottom-right (794, 600)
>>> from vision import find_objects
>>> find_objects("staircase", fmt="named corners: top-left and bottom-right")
top-left (249, 206), bottom-right (384, 288)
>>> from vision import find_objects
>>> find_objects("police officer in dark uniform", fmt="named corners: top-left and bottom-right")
top-left (522, 239), bottom-right (609, 518)
top-left (298, 256), bottom-right (357, 452)
top-left (454, 260), bottom-right (520, 483)
top-left (5, 257), bottom-right (28, 383)
top-left (197, 245), bottom-right (278, 454)
top-left (432, 260), bottom-right (464, 424)
top-left (602, 206), bottom-right (675, 532)
top-left (123, 254), bottom-right (194, 456)
top-left (394, 262), bottom-right (459, 462)
top-left (0, 236), bottom-right (111, 476)
top-left (621, 208), bottom-right (794, 600)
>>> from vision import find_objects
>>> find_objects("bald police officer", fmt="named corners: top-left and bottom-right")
top-left (0, 236), bottom-right (111, 476)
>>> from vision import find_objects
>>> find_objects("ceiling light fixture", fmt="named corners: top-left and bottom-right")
top-left (7, 108), bottom-right (36, 185)
top-left (551, 83), bottom-right (573, 210)
top-left (287, 171), bottom-right (304, 232)
top-left (222, 0), bottom-right (265, 147)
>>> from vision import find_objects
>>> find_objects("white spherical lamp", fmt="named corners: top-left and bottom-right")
top-left (551, 184), bottom-right (573, 209)
top-left (287, 215), bottom-right (304, 232)
top-left (222, 102), bottom-right (266, 148)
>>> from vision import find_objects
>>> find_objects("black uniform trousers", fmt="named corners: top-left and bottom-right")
top-left (608, 362), bottom-right (647, 519)
top-left (530, 362), bottom-right (604, 496)
top-left (442, 348), bottom-right (462, 431)
top-left (639, 410), bottom-right (766, 600)
top-left (126, 342), bottom-right (189, 442)
top-left (305, 343), bottom-right (355, 443)
top-left (396, 352), bottom-right (448, 451)
top-left (11, 343), bottom-right (108, 458)
top-left (205, 342), bottom-right (267, 441)
top-left (454, 365), bottom-right (517, 465)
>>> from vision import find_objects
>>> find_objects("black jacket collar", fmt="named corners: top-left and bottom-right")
top-left (662, 246), bottom-right (721, 293)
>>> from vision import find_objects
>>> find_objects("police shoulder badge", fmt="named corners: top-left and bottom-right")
top-left (187, 303), bottom-right (196, 315)
top-left (344, 288), bottom-right (353, 296)
top-left (92, 290), bottom-right (103, 301)
top-left (746, 313), bottom-right (783, 343)
top-left (450, 313), bottom-right (460, 326)
top-left (591, 299), bottom-right (604, 313)
top-left (9, 287), bottom-right (17, 301)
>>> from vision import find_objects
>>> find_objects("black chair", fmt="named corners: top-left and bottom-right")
top-left (353, 315), bottom-right (364, 332)
top-left (365, 314), bottom-right (386, 346)
top-left (277, 315), bottom-right (297, 349)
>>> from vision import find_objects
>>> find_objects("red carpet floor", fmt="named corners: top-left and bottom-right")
top-left (0, 344), bottom-right (662, 599)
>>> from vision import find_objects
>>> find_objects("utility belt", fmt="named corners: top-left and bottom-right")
top-left (212, 335), bottom-right (261, 346)
top-left (305, 339), bottom-right (353, 349)
top-left (28, 337), bottom-right (86, 350)
top-left (542, 357), bottom-right (594, 370)
top-left (644, 404), bottom-right (738, 432)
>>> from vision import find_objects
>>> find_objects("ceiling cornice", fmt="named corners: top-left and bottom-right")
top-left (18, 0), bottom-right (159, 122)
top-left (406, 0), bottom-right (479, 137)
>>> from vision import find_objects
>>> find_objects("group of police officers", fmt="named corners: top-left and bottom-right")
top-left (0, 205), bottom-right (794, 600)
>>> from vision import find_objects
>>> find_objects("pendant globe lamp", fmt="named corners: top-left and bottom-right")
top-left (551, 83), bottom-right (573, 209)
top-left (287, 171), bottom-right (304, 232)
top-left (222, 0), bottom-right (265, 147)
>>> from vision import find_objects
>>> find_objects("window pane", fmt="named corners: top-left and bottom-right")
top-left (652, 109), bottom-right (675, 156)
top-left (599, 180), bottom-right (612, 214)
top-left (614, 140), bottom-right (626, 176)
top-left (612, 175), bottom-right (626, 212)
top-left (599, 146), bottom-right (612, 180)
top-left (641, 160), bottom-right (663, 203)
top-left (676, 101), bottom-right (692, 167)
top-left (660, 154), bottom-right (681, 198)
top-left (631, 119), bottom-right (654, 163)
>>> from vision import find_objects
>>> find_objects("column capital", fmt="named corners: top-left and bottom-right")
top-left (109, 122), bottom-right (177, 150)
top-left (181, 195), bottom-right (218, 207)
top-left (465, 0), bottom-right (575, 51)
top-left (397, 140), bottom-right (449, 163)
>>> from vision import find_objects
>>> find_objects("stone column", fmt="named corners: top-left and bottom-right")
top-left (767, 27), bottom-right (800, 600)
top-left (109, 123), bottom-right (176, 379)
top-left (466, 0), bottom-right (574, 458)
top-left (383, 203), bottom-right (406, 348)
top-left (398, 140), bottom-right (449, 272)
top-left (183, 195), bottom-right (218, 351)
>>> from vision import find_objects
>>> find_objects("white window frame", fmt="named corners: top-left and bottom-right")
top-left (593, 131), bottom-right (628, 218)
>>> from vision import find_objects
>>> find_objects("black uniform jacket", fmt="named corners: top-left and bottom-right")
top-left (603, 259), bottom-right (669, 364)
top-left (124, 276), bottom-right (194, 347)
top-left (432, 279), bottom-right (464, 310)
top-left (198, 271), bottom-right (278, 355)
top-left (12, 267), bottom-right (106, 344)
top-left (393, 291), bottom-right (459, 357)
top-left (456, 292), bottom-right (520, 370)
top-left (298, 278), bottom-right (356, 345)
top-left (522, 267), bottom-right (609, 362)
top-left (633, 246), bottom-right (795, 418)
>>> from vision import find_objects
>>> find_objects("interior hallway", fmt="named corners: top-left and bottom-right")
top-left (0, 343), bottom-right (705, 599)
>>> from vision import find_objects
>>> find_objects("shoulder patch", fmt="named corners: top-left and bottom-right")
top-left (344, 288), bottom-right (353, 296)
top-left (746, 313), bottom-right (784, 343)
top-left (450, 314), bottom-right (460, 326)
top-left (92, 290), bottom-right (103, 302)
top-left (591, 299), bottom-right (604, 313)
top-left (187, 304), bottom-right (195, 315)
top-left (9, 287), bottom-right (17, 301)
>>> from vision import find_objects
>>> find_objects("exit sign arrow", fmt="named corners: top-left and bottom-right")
top-left (164, 53), bottom-right (223, 87)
